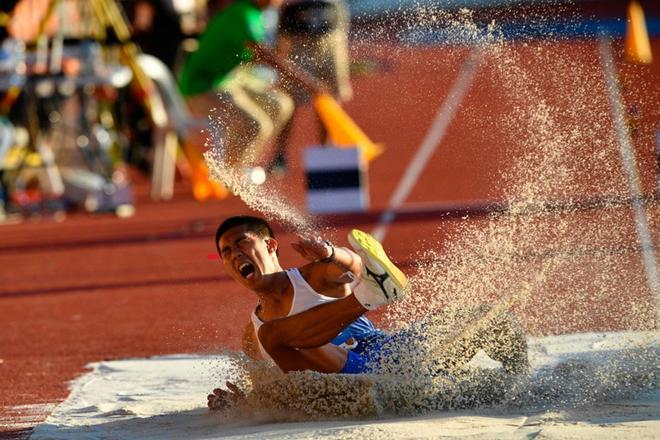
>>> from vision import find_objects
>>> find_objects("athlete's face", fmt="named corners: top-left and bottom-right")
top-left (218, 225), bottom-right (279, 290)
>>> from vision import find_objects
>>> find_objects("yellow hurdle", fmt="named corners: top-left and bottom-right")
top-left (625, 1), bottom-right (653, 64)
top-left (313, 93), bottom-right (384, 163)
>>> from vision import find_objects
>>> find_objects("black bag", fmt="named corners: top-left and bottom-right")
top-left (279, 0), bottom-right (340, 36)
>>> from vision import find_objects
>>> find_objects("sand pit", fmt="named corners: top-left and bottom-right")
top-left (2, 3), bottom-right (657, 438)
top-left (31, 331), bottom-right (659, 439)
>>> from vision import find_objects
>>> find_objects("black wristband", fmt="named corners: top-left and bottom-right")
top-left (320, 241), bottom-right (335, 263)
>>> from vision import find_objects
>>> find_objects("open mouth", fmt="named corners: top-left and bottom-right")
top-left (238, 262), bottom-right (256, 279)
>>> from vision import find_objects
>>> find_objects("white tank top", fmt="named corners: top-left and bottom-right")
top-left (251, 268), bottom-right (339, 361)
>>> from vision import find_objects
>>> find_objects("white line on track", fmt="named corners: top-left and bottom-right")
top-left (598, 37), bottom-right (660, 324)
top-left (371, 48), bottom-right (482, 241)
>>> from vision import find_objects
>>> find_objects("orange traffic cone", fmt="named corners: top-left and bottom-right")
top-left (246, 42), bottom-right (384, 163)
top-left (313, 93), bottom-right (384, 163)
top-left (181, 141), bottom-right (229, 201)
top-left (625, 1), bottom-right (653, 64)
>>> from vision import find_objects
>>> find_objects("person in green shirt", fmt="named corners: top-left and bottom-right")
top-left (180, 0), bottom-right (294, 173)
top-left (268, 0), bottom-right (353, 175)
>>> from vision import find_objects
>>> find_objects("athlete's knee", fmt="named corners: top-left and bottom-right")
top-left (254, 115), bottom-right (275, 141)
top-left (276, 92), bottom-right (294, 123)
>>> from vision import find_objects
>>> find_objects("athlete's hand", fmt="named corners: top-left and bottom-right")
top-left (291, 237), bottom-right (333, 262)
top-left (207, 381), bottom-right (246, 411)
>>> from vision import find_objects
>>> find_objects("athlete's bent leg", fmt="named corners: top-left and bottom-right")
top-left (261, 342), bottom-right (350, 373)
top-left (258, 230), bottom-right (408, 373)
top-left (257, 294), bottom-right (367, 373)
top-left (258, 294), bottom-right (366, 351)
top-left (440, 306), bottom-right (529, 374)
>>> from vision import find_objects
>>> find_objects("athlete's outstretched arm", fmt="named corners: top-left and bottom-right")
top-left (291, 237), bottom-right (362, 282)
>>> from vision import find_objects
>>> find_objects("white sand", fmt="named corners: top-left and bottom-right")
top-left (31, 331), bottom-right (659, 439)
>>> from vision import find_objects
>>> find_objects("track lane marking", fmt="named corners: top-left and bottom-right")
top-left (372, 48), bottom-right (482, 241)
top-left (599, 37), bottom-right (660, 324)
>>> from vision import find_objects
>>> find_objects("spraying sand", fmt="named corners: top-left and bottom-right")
top-left (191, 3), bottom-right (660, 436)
top-left (30, 3), bottom-right (660, 438)
top-left (31, 331), bottom-right (659, 439)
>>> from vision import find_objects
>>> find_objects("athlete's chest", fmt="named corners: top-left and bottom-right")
top-left (256, 284), bottom-right (295, 321)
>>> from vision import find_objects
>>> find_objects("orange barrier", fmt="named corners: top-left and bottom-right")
top-left (313, 93), bottom-right (384, 163)
top-left (247, 43), bottom-right (384, 164)
top-left (181, 141), bottom-right (228, 201)
top-left (625, 1), bottom-right (653, 64)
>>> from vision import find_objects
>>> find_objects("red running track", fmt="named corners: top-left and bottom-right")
top-left (1, 37), bottom-right (659, 436)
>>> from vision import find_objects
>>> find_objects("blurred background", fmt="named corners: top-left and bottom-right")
top-left (0, 0), bottom-right (657, 220)
top-left (1, 0), bottom-right (659, 437)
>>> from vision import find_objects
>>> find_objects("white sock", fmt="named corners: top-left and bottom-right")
top-left (350, 278), bottom-right (385, 311)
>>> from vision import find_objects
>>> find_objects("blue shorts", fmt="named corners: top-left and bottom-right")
top-left (338, 324), bottom-right (428, 374)
top-left (338, 331), bottom-right (394, 374)
top-left (339, 349), bottom-right (368, 374)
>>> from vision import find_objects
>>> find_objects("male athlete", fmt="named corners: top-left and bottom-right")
top-left (208, 215), bottom-right (528, 410)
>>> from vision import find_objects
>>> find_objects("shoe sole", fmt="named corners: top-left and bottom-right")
top-left (348, 229), bottom-right (408, 295)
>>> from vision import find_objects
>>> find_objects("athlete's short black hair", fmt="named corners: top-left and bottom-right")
top-left (215, 216), bottom-right (275, 255)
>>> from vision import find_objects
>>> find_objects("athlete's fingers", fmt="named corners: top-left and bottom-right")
top-left (208, 394), bottom-right (220, 409)
top-left (296, 236), bottom-right (322, 246)
top-left (294, 239), bottom-right (326, 253)
top-left (297, 232), bottom-right (317, 243)
top-left (291, 242), bottom-right (317, 261)
top-left (208, 397), bottom-right (227, 411)
top-left (208, 391), bottom-right (230, 411)
top-left (213, 388), bottom-right (229, 397)
top-left (291, 242), bottom-right (309, 257)
top-left (293, 239), bottom-right (313, 249)
top-left (207, 384), bottom-right (243, 411)
top-left (291, 241), bottom-right (309, 250)
top-left (226, 381), bottom-right (245, 398)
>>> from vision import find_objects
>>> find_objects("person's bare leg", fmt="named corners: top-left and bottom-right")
top-left (258, 293), bottom-right (366, 351)
top-left (258, 229), bottom-right (407, 372)
top-left (257, 295), bottom-right (367, 373)
top-left (231, 88), bottom-right (274, 166)
top-left (439, 306), bottom-right (529, 374)
top-left (269, 111), bottom-right (295, 172)
top-left (265, 342), bottom-right (350, 373)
